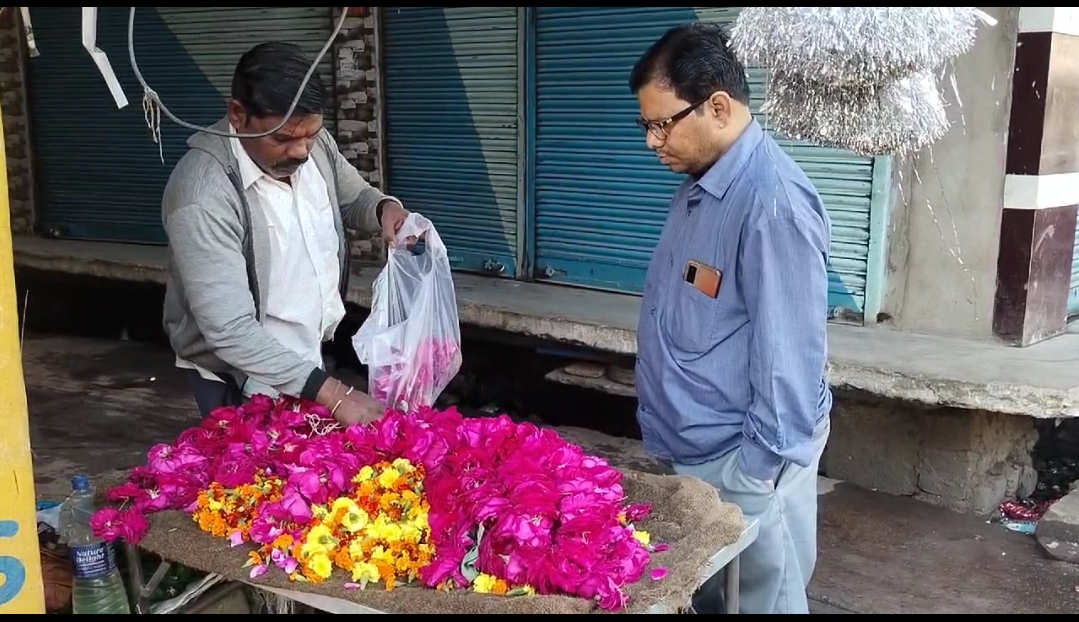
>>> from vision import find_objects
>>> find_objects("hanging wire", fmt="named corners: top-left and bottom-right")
top-left (127, 7), bottom-right (352, 142)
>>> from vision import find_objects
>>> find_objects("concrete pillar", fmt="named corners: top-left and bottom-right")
top-left (993, 8), bottom-right (1079, 346)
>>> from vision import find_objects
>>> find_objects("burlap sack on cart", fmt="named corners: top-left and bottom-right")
top-left (97, 469), bottom-right (744, 614)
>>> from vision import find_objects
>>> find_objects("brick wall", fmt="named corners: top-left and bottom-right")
top-left (333, 7), bottom-right (384, 263)
top-left (0, 9), bottom-right (34, 235)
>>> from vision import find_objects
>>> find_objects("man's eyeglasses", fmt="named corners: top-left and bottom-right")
top-left (635, 97), bottom-right (710, 141)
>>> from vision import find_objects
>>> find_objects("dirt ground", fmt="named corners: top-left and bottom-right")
top-left (22, 334), bottom-right (1079, 614)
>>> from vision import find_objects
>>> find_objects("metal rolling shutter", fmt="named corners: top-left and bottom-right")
top-left (382, 8), bottom-right (521, 277)
top-left (531, 7), bottom-right (877, 316)
top-left (25, 7), bottom-right (335, 244)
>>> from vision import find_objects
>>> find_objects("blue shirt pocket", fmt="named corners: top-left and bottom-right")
top-left (662, 279), bottom-right (719, 356)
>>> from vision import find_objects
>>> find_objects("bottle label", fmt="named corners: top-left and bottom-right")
top-left (70, 542), bottom-right (118, 579)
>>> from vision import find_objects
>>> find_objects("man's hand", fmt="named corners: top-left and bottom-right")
top-left (379, 200), bottom-right (413, 249)
top-left (333, 390), bottom-right (387, 426)
top-left (316, 378), bottom-right (387, 426)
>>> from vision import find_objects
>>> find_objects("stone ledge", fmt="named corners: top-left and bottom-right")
top-left (1036, 489), bottom-right (1079, 564)
top-left (13, 236), bottom-right (1079, 419)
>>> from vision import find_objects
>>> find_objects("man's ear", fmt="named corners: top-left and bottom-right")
top-left (708, 91), bottom-right (733, 128)
top-left (226, 99), bottom-right (246, 129)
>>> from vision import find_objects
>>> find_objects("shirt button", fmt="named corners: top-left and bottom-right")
top-left (668, 258), bottom-right (674, 267)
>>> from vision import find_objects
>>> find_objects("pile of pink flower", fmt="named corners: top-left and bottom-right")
top-left (90, 395), bottom-right (664, 611)
top-left (368, 337), bottom-right (462, 412)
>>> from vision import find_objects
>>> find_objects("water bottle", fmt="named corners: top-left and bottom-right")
top-left (59, 475), bottom-right (132, 614)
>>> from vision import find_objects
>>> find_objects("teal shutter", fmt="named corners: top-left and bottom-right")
top-left (382, 8), bottom-right (521, 277)
top-left (530, 7), bottom-right (878, 316)
top-left (25, 7), bottom-right (335, 244)
top-left (1069, 216), bottom-right (1079, 317)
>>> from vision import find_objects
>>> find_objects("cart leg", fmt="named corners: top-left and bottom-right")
top-left (124, 543), bottom-right (172, 615)
top-left (723, 556), bottom-right (740, 614)
top-left (123, 543), bottom-right (145, 614)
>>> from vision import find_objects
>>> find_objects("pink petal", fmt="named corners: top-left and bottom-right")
top-left (344, 582), bottom-right (360, 590)
top-left (249, 564), bottom-right (268, 579)
top-left (652, 543), bottom-right (670, 553)
top-left (229, 530), bottom-right (245, 547)
top-left (650, 568), bottom-right (669, 582)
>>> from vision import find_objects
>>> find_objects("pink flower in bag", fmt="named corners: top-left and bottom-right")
top-left (370, 337), bottom-right (462, 412)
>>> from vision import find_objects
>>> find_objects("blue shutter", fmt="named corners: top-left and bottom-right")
top-left (382, 8), bottom-right (521, 277)
top-left (531, 7), bottom-right (877, 316)
top-left (1069, 216), bottom-right (1079, 317)
top-left (25, 7), bottom-right (335, 244)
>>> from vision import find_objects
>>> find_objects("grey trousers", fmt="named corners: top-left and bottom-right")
top-left (185, 369), bottom-right (244, 419)
top-left (673, 420), bottom-right (830, 615)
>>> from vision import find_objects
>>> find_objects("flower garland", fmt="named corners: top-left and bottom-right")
top-left (91, 396), bottom-right (667, 611)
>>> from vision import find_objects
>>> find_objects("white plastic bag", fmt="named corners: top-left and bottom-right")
top-left (352, 213), bottom-right (463, 413)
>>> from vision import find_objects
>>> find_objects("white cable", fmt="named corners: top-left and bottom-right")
top-left (127, 7), bottom-right (351, 139)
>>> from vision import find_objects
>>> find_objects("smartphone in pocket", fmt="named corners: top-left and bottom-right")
top-left (683, 260), bottom-right (722, 298)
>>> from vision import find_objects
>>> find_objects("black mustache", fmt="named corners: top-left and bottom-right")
top-left (276, 157), bottom-right (309, 170)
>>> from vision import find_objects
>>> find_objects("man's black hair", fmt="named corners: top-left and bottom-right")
top-left (629, 21), bottom-right (751, 106)
top-left (231, 42), bottom-right (330, 118)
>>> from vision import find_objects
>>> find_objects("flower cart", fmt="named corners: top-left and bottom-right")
top-left (93, 397), bottom-right (756, 615)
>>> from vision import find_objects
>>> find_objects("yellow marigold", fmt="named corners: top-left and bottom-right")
top-left (302, 524), bottom-right (337, 557)
top-left (377, 466), bottom-right (400, 490)
top-left (355, 465), bottom-right (375, 482)
top-left (351, 561), bottom-right (380, 585)
top-left (473, 573), bottom-right (507, 595)
top-left (308, 553), bottom-right (334, 580)
top-left (473, 573), bottom-right (529, 598)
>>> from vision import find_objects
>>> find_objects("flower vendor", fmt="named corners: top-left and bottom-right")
top-left (160, 42), bottom-right (415, 426)
top-left (629, 23), bottom-right (832, 615)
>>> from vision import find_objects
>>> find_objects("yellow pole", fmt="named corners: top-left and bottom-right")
top-left (0, 99), bottom-right (46, 614)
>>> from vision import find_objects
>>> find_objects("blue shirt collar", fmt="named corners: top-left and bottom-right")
top-left (694, 118), bottom-right (765, 201)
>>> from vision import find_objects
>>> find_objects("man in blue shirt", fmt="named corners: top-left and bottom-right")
top-left (630, 22), bottom-right (833, 615)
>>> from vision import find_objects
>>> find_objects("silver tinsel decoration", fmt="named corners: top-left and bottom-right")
top-left (730, 7), bottom-right (996, 157)
top-left (762, 71), bottom-right (949, 157)
top-left (731, 7), bottom-right (987, 87)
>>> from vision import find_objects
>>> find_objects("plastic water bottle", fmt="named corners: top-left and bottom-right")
top-left (59, 475), bottom-right (132, 614)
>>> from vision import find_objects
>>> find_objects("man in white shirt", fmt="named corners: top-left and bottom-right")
top-left (161, 42), bottom-right (409, 426)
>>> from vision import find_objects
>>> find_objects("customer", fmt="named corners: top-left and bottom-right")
top-left (161, 42), bottom-right (410, 426)
top-left (630, 21), bottom-right (833, 615)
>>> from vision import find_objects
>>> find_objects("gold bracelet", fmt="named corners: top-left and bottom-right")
top-left (345, 385), bottom-right (355, 396)
top-left (331, 399), bottom-right (343, 416)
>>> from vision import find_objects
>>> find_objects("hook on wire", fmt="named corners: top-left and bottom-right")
top-left (142, 89), bottom-right (163, 163)
top-left (127, 7), bottom-right (352, 140)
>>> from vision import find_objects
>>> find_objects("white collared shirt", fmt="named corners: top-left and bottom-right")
top-left (176, 127), bottom-right (346, 398)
